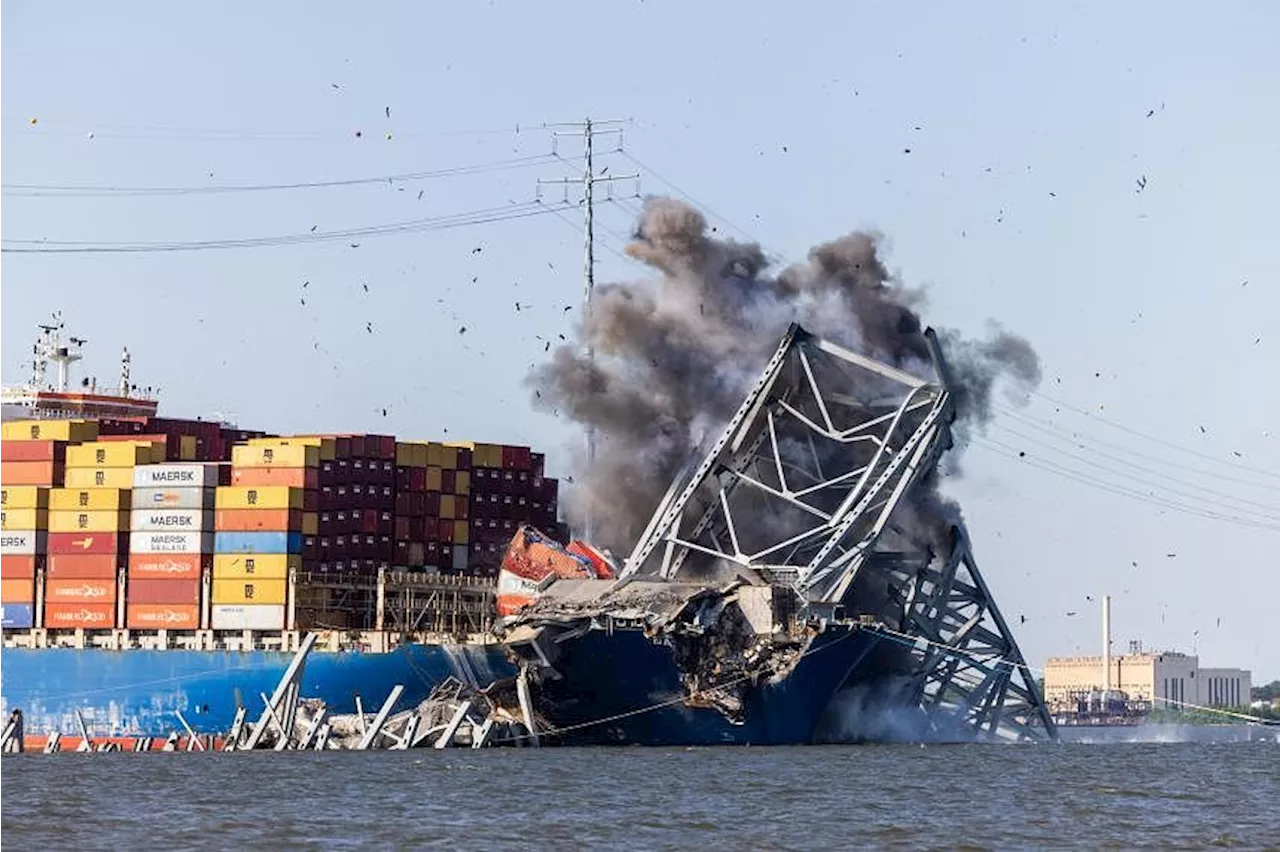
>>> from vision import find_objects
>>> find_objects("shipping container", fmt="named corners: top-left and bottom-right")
top-left (131, 486), bottom-right (216, 510)
top-left (133, 463), bottom-right (222, 489)
top-left (1, 508), bottom-right (48, 531)
top-left (2, 602), bottom-right (35, 628)
top-left (1, 531), bottom-right (47, 555)
top-left (47, 510), bottom-right (130, 534)
top-left (231, 444), bottom-right (320, 468)
top-left (214, 509), bottom-right (315, 534)
top-left (129, 531), bottom-right (215, 555)
top-left (1, 577), bottom-right (34, 602)
top-left (212, 553), bottom-right (299, 580)
top-left (230, 467), bottom-right (318, 489)
top-left (210, 603), bottom-right (284, 631)
top-left (130, 509), bottom-right (214, 532)
top-left (215, 486), bottom-right (307, 511)
top-left (213, 531), bottom-right (303, 554)
top-left (211, 578), bottom-right (287, 605)
top-left (0, 555), bottom-right (37, 579)
top-left (64, 467), bottom-right (133, 488)
top-left (47, 532), bottom-right (125, 555)
top-left (128, 552), bottom-right (204, 580)
top-left (65, 441), bottom-right (165, 468)
top-left (47, 554), bottom-right (118, 580)
top-left (0, 486), bottom-right (50, 510)
top-left (49, 488), bottom-right (132, 512)
top-left (453, 520), bottom-right (470, 545)
top-left (43, 602), bottom-right (116, 629)
top-left (1, 460), bottom-right (64, 486)
top-left (0, 440), bottom-right (67, 463)
top-left (126, 578), bottom-right (201, 605)
top-left (247, 436), bottom-right (336, 461)
top-left (1, 419), bottom-right (98, 443)
top-left (45, 578), bottom-right (117, 604)
top-left (126, 604), bottom-right (200, 631)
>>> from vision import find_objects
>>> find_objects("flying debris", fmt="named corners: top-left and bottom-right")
top-left (362, 283), bottom-right (369, 293)
top-left (471, 246), bottom-right (483, 255)
top-left (1135, 175), bottom-right (1148, 192)
top-left (350, 243), bottom-right (361, 249)
top-left (562, 306), bottom-right (572, 313)
top-left (302, 280), bottom-right (309, 288)
top-left (385, 106), bottom-right (391, 119)
top-left (366, 323), bottom-right (373, 334)
top-left (418, 190), bottom-right (424, 201)
top-left (458, 326), bottom-right (467, 335)
top-left (310, 225), bottom-right (318, 232)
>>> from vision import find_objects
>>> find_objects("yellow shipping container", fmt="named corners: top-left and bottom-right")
top-left (212, 578), bottom-right (287, 605)
top-left (48, 509), bottom-right (129, 533)
top-left (426, 467), bottom-right (443, 492)
top-left (1, 419), bottom-right (98, 443)
top-left (453, 520), bottom-right (469, 545)
top-left (455, 470), bottom-right (471, 496)
top-left (213, 553), bottom-right (300, 580)
top-left (64, 467), bottom-right (135, 488)
top-left (178, 435), bottom-right (198, 461)
top-left (426, 443), bottom-right (460, 469)
top-left (0, 487), bottom-right (49, 510)
top-left (472, 443), bottom-right (503, 468)
top-left (215, 486), bottom-right (305, 510)
top-left (232, 443), bottom-right (320, 468)
top-left (440, 494), bottom-right (456, 519)
top-left (247, 436), bottom-right (335, 462)
top-left (49, 488), bottom-right (131, 512)
top-left (65, 441), bottom-right (164, 468)
top-left (395, 442), bottom-right (429, 468)
top-left (1, 508), bottom-right (48, 530)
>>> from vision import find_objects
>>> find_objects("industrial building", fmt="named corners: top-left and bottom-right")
top-left (1043, 596), bottom-right (1252, 721)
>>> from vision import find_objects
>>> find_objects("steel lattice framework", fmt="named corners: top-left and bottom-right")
top-left (619, 323), bottom-right (1054, 741)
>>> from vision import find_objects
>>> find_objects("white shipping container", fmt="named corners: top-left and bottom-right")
top-left (129, 530), bottom-right (214, 554)
top-left (452, 547), bottom-right (469, 572)
top-left (132, 487), bottom-right (216, 510)
top-left (211, 604), bottom-right (285, 631)
top-left (133, 463), bottom-right (222, 489)
top-left (130, 509), bottom-right (215, 532)
top-left (0, 530), bottom-right (46, 555)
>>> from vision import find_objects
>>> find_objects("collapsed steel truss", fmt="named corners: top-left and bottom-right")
top-left (619, 323), bottom-right (1054, 740)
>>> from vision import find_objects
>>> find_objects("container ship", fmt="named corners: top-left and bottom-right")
top-left (0, 316), bottom-right (561, 738)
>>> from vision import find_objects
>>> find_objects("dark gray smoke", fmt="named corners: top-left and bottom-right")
top-left (528, 197), bottom-right (1039, 554)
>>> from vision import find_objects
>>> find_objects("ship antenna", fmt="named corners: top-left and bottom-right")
top-left (120, 347), bottom-right (132, 396)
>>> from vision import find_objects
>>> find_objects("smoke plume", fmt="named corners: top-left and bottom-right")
top-left (528, 197), bottom-right (1039, 554)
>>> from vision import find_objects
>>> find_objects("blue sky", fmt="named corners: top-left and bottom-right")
top-left (3, 1), bottom-right (1278, 679)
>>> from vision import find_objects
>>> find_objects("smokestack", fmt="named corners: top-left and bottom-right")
top-left (1102, 594), bottom-right (1112, 695)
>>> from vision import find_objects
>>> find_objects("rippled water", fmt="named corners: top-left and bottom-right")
top-left (3, 743), bottom-right (1278, 850)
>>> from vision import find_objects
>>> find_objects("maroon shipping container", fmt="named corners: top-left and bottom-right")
top-left (346, 435), bottom-right (368, 458)
top-left (441, 470), bottom-right (456, 494)
top-left (95, 417), bottom-right (149, 436)
top-left (455, 448), bottom-right (472, 469)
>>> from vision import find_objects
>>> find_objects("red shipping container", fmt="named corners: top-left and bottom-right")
top-left (1, 460), bottom-right (64, 486)
top-left (347, 435), bottom-right (368, 458)
top-left (127, 578), bottom-right (200, 605)
top-left (45, 577), bottom-right (117, 604)
top-left (48, 532), bottom-right (127, 555)
top-left (394, 517), bottom-right (410, 539)
top-left (44, 602), bottom-right (116, 629)
top-left (129, 553), bottom-right (204, 581)
top-left (127, 604), bottom-right (199, 631)
top-left (438, 518), bottom-right (454, 542)
top-left (455, 448), bottom-right (472, 469)
top-left (1, 440), bottom-right (66, 462)
top-left (96, 417), bottom-right (149, 436)
top-left (1, 555), bottom-right (37, 579)
top-left (216, 508), bottom-right (306, 532)
top-left (442, 470), bottom-right (456, 494)
top-left (367, 435), bottom-right (396, 460)
top-left (48, 554), bottom-right (118, 579)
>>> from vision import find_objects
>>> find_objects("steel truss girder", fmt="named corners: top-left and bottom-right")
top-left (617, 322), bottom-right (1054, 741)
top-left (876, 526), bottom-right (1055, 741)
top-left (621, 323), bottom-right (950, 605)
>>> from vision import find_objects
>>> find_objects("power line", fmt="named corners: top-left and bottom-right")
top-left (1026, 389), bottom-right (1280, 480)
top-left (996, 404), bottom-right (1280, 493)
top-left (971, 438), bottom-right (1280, 532)
top-left (5, 119), bottom-right (546, 143)
top-left (984, 421), bottom-right (1280, 521)
top-left (3, 154), bottom-right (569, 197)
top-left (0, 201), bottom-right (559, 254)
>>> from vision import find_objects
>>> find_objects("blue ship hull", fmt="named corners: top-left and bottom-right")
top-left (527, 625), bottom-right (880, 746)
top-left (0, 642), bottom-right (516, 736)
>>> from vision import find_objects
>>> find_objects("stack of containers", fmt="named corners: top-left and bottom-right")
top-left (0, 485), bottom-right (49, 629)
top-left (394, 440), bottom-right (430, 569)
top-left (429, 442), bottom-right (472, 574)
top-left (465, 443), bottom-right (561, 576)
top-left (213, 440), bottom-right (318, 631)
top-left (45, 439), bottom-right (164, 630)
top-left (127, 462), bottom-right (221, 630)
top-left (0, 420), bottom-right (93, 629)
